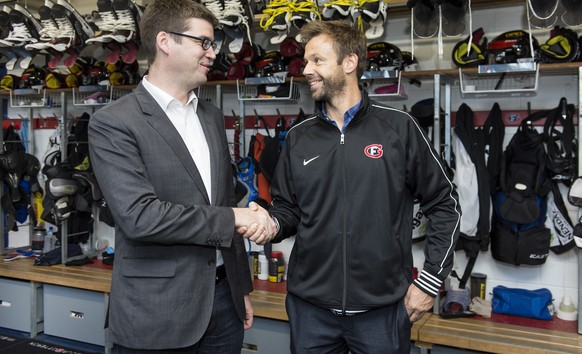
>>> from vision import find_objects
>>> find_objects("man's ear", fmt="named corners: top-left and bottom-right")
top-left (343, 53), bottom-right (358, 75)
top-left (157, 31), bottom-right (172, 56)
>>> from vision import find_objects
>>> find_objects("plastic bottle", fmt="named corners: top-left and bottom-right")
top-left (269, 251), bottom-right (285, 283)
top-left (258, 252), bottom-right (269, 280)
top-left (43, 227), bottom-right (57, 253)
top-left (32, 229), bottom-right (45, 253)
top-left (250, 251), bottom-right (259, 279)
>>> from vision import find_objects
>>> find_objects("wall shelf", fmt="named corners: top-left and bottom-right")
top-left (9, 89), bottom-right (61, 108)
top-left (458, 62), bottom-right (539, 96)
top-left (362, 70), bottom-right (408, 100)
top-left (237, 76), bottom-right (301, 101)
top-left (71, 85), bottom-right (128, 106)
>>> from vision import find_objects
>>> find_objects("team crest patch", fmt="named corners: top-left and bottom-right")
top-left (364, 144), bottom-right (383, 158)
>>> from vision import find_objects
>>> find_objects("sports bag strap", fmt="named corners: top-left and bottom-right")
top-left (459, 255), bottom-right (477, 289)
top-left (543, 97), bottom-right (575, 180)
top-left (482, 103), bottom-right (505, 192)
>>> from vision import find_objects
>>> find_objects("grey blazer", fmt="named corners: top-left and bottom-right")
top-left (88, 83), bottom-right (252, 350)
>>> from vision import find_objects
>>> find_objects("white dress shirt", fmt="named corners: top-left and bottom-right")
top-left (142, 77), bottom-right (223, 266)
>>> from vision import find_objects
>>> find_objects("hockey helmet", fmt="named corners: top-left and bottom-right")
top-left (367, 42), bottom-right (402, 71)
top-left (487, 30), bottom-right (539, 64)
top-left (410, 98), bottom-right (437, 132)
top-left (452, 27), bottom-right (488, 67)
top-left (401, 51), bottom-right (419, 71)
top-left (280, 37), bottom-right (304, 58)
top-left (226, 61), bottom-right (247, 80)
top-left (20, 65), bottom-right (47, 89)
top-left (0, 74), bottom-right (20, 90)
top-left (540, 26), bottom-right (579, 63)
top-left (256, 51), bottom-right (285, 77)
top-left (235, 42), bottom-right (265, 66)
top-left (0, 150), bottom-right (24, 174)
top-left (288, 57), bottom-right (306, 77)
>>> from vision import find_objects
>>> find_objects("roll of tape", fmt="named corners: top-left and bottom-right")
top-left (95, 239), bottom-right (109, 251)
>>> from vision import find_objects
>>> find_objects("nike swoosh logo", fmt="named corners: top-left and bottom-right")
top-left (303, 156), bottom-right (320, 166)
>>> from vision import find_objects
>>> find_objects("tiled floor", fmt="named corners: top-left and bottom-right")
top-left (0, 327), bottom-right (104, 353)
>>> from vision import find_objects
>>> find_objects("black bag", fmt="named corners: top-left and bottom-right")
top-left (491, 223), bottom-right (551, 265)
top-left (491, 109), bottom-right (552, 265)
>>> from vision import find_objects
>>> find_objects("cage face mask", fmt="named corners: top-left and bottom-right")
top-left (561, 0), bottom-right (582, 27)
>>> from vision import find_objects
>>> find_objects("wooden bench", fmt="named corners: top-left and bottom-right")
top-left (417, 314), bottom-right (582, 353)
top-left (0, 257), bottom-right (112, 293)
top-left (2, 258), bottom-right (581, 353)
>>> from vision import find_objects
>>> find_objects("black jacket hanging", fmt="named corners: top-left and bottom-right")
top-left (453, 103), bottom-right (504, 287)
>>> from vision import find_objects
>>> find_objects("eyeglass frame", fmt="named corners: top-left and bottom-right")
top-left (169, 31), bottom-right (217, 51)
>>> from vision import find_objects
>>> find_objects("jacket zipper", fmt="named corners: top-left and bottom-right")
top-left (340, 132), bottom-right (347, 315)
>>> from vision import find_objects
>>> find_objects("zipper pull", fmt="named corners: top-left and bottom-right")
top-left (340, 133), bottom-right (345, 144)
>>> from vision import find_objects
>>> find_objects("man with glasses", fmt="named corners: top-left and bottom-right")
top-left (88, 0), bottom-right (275, 352)
top-left (169, 31), bottom-right (218, 52)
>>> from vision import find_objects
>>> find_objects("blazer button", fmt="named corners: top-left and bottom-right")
top-left (208, 259), bottom-right (216, 266)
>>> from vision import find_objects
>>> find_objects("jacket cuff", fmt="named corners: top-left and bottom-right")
top-left (413, 270), bottom-right (443, 297)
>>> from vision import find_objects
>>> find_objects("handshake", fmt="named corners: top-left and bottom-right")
top-left (233, 201), bottom-right (277, 245)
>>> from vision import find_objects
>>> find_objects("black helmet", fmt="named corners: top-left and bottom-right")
top-left (367, 42), bottom-right (402, 71)
top-left (401, 51), bottom-right (420, 71)
top-left (452, 27), bottom-right (488, 67)
top-left (487, 30), bottom-right (539, 64)
top-left (256, 51), bottom-right (285, 77)
top-left (540, 26), bottom-right (579, 63)
top-left (20, 65), bottom-right (47, 89)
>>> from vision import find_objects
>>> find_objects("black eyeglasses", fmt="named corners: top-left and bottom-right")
top-left (169, 31), bottom-right (217, 51)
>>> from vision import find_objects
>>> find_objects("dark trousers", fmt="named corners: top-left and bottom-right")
top-left (112, 278), bottom-right (243, 354)
top-left (285, 293), bottom-right (412, 354)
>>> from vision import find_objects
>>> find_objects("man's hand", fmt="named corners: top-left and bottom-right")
top-left (233, 202), bottom-right (276, 245)
top-left (404, 283), bottom-right (434, 323)
top-left (243, 295), bottom-right (254, 330)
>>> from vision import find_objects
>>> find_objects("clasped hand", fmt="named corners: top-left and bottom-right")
top-left (233, 202), bottom-right (276, 245)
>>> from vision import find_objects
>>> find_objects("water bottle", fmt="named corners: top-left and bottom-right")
top-left (43, 227), bottom-right (57, 253)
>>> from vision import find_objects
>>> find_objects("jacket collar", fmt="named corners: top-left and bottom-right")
top-left (314, 87), bottom-right (371, 125)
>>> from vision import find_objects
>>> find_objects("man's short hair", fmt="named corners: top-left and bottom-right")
top-left (299, 20), bottom-right (368, 78)
top-left (140, 0), bottom-right (218, 65)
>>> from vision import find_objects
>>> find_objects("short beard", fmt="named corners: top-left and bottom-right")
top-left (312, 72), bottom-right (346, 102)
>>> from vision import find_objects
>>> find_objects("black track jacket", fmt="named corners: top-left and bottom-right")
top-left (270, 91), bottom-right (461, 312)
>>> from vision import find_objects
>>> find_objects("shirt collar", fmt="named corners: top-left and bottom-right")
top-left (142, 75), bottom-right (198, 112)
top-left (322, 99), bottom-right (362, 133)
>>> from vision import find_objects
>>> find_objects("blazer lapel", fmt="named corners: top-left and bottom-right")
top-left (134, 84), bottom-right (211, 204)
